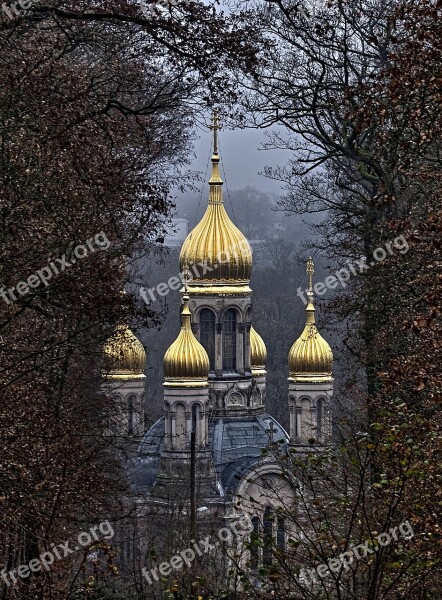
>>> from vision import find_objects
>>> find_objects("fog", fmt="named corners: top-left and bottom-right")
top-left (190, 121), bottom-right (292, 193)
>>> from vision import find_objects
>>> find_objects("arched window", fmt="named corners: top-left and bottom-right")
top-left (263, 507), bottom-right (273, 566)
top-left (222, 309), bottom-right (237, 371)
top-left (200, 309), bottom-right (216, 369)
top-left (192, 403), bottom-right (201, 445)
top-left (250, 517), bottom-right (260, 570)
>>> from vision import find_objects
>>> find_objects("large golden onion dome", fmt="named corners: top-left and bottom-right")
top-left (288, 258), bottom-right (333, 382)
top-left (163, 294), bottom-right (209, 384)
top-left (179, 113), bottom-right (252, 289)
top-left (103, 325), bottom-right (146, 380)
top-left (250, 326), bottom-right (267, 375)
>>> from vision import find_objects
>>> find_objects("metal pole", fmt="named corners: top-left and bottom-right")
top-left (190, 406), bottom-right (196, 539)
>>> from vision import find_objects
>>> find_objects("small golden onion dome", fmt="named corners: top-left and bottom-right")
top-left (163, 295), bottom-right (209, 383)
top-left (288, 257), bottom-right (333, 382)
top-left (103, 325), bottom-right (146, 380)
top-left (250, 326), bottom-right (267, 373)
top-left (179, 113), bottom-right (252, 285)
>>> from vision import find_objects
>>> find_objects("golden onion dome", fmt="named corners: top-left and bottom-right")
top-left (103, 325), bottom-right (146, 380)
top-left (250, 326), bottom-right (267, 374)
top-left (179, 113), bottom-right (252, 287)
top-left (288, 258), bottom-right (333, 382)
top-left (163, 294), bottom-right (209, 383)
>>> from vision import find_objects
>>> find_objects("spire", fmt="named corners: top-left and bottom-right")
top-left (208, 110), bottom-right (223, 204)
top-left (182, 261), bottom-right (190, 294)
top-left (181, 263), bottom-right (191, 330)
top-left (305, 256), bottom-right (316, 325)
top-left (307, 256), bottom-right (314, 292)
top-left (210, 110), bottom-right (220, 156)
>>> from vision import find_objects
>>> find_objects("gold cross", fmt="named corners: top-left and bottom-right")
top-left (307, 256), bottom-right (314, 290)
top-left (209, 110), bottom-right (221, 155)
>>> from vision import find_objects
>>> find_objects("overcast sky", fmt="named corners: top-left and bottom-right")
top-left (189, 122), bottom-right (293, 195)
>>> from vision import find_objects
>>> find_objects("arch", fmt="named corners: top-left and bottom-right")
top-left (226, 387), bottom-right (245, 407)
top-left (222, 308), bottom-right (237, 371)
top-left (220, 305), bottom-right (241, 318)
top-left (300, 396), bottom-right (312, 407)
top-left (199, 308), bottom-right (216, 369)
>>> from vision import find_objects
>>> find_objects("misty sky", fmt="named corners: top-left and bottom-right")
top-left (190, 122), bottom-right (293, 195)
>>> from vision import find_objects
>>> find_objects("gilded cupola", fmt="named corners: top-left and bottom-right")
top-left (179, 112), bottom-right (252, 289)
top-left (163, 293), bottom-right (209, 384)
top-left (103, 325), bottom-right (146, 380)
top-left (288, 258), bottom-right (333, 382)
top-left (250, 326), bottom-right (267, 375)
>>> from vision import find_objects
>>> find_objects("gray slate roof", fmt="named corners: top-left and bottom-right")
top-left (132, 413), bottom-right (289, 496)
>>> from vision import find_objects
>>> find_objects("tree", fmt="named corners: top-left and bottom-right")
top-left (231, 0), bottom-right (442, 596)
top-left (0, 2), bottom-right (261, 597)
top-left (237, 0), bottom-right (406, 397)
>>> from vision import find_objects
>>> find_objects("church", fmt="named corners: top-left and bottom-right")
top-left (103, 114), bottom-right (335, 566)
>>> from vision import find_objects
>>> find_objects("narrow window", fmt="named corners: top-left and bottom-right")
top-left (222, 309), bottom-right (237, 371)
top-left (295, 408), bottom-right (302, 439)
top-left (277, 517), bottom-right (285, 551)
top-left (200, 309), bottom-right (216, 369)
top-left (192, 403), bottom-right (200, 445)
top-left (250, 517), bottom-right (260, 570)
top-left (317, 399), bottom-right (323, 439)
top-left (263, 507), bottom-right (273, 566)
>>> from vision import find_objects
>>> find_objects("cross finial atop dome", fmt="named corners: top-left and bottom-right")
top-left (209, 110), bottom-right (221, 156)
top-left (307, 256), bottom-right (314, 290)
top-left (305, 256), bottom-right (315, 309)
